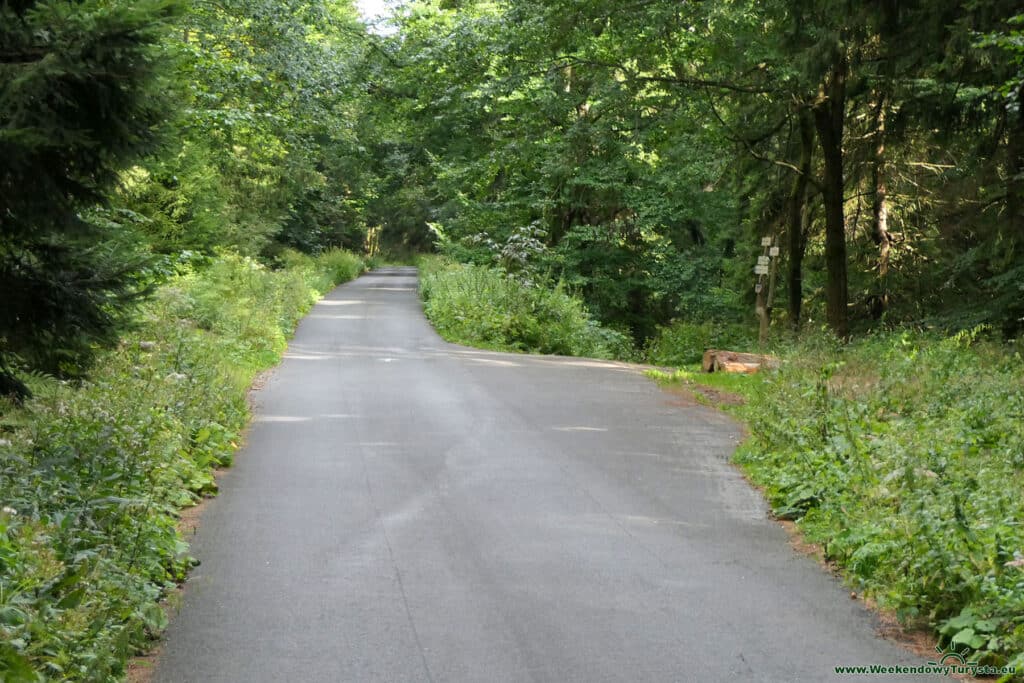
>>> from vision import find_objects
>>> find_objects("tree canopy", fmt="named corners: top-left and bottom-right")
top-left (2, 2), bottom-right (1024, 677)
top-left (2, 0), bottom-right (1023, 391)
top-left (368, 0), bottom-right (1024, 342)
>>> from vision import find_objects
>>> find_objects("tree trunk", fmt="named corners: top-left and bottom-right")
top-left (870, 96), bottom-right (891, 318)
top-left (787, 109), bottom-right (814, 330)
top-left (813, 52), bottom-right (850, 339)
top-left (1005, 82), bottom-right (1024, 335)
top-left (1007, 82), bottom-right (1024, 246)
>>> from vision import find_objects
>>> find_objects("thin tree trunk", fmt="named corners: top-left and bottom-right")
top-left (813, 52), bottom-right (850, 339)
top-left (870, 96), bottom-right (891, 318)
top-left (1007, 82), bottom-right (1024, 246)
top-left (787, 109), bottom-right (814, 330)
top-left (1005, 82), bottom-right (1024, 336)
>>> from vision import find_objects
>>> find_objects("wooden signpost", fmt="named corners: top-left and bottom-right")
top-left (700, 236), bottom-right (783, 374)
top-left (755, 236), bottom-right (779, 346)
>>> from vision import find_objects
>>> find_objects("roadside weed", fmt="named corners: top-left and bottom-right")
top-left (660, 332), bottom-right (1024, 672)
top-left (0, 250), bottom-right (363, 681)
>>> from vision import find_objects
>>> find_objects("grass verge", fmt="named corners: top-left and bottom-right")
top-left (417, 257), bottom-right (633, 359)
top-left (0, 249), bottom-right (363, 682)
top-left (651, 330), bottom-right (1024, 679)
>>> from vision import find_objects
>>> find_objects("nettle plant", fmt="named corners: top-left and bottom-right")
top-left (464, 222), bottom-right (549, 281)
top-left (496, 222), bottom-right (548, 277)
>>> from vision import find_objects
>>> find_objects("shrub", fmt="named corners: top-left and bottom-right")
top-left (645, 319), bottom-right (758, 366)
top-left (419, 260), bottom-right (633, 359)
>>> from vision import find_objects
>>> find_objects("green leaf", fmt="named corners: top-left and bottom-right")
top-left (0, 606), bottom-right (27, 626)
top-left (57, 587), bottom-right (86, 610)
top-left (972, 619), bottom-right (997, 633)
top-left (951, 628), bottom-right (986, 650)
top-left (943, 609), bottom-right (978, 632)
top-left (141, 603), bottom-right (169, 632)
top-left (0, 647), bottom-right (43, 682)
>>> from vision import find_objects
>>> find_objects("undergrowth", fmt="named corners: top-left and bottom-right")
top-left (0, 249), bottom-right (363, 682)
top-left (418, 258), bottom-right (633, 359)
top-left (654, 330), bottom-right (1024, 679)
top-left (645, 319), bottom-right (757, 366)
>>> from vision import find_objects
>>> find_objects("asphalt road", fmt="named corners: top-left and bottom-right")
top-left (154, 267), bottom-right (932, 682)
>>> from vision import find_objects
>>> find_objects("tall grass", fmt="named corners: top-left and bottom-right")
top-left (418, 259), bottom-right (633, 359)
top-left (645, 319), bottom-right (758, 366)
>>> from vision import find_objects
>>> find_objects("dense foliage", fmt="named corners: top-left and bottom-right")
top-left (0, 250), bottom-right (362, 680)
top-left (655, 331), bottom-right (1024, 675)
top-left (419, 257), bottom-right (632, 358)
top-left (366, 0), bottom-right (1024, 344)
top-left (0, 0), bottom-right (181, 397)
top-left (9, 0), bottom-right (1018, 390)
top-left (3, 0), bottom-right (1023, 678)
top-left (0, 0), bottom-right (381, 395)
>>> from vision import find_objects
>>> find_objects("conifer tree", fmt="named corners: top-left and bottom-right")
top-left (0, 0), bottom-right (179, 398)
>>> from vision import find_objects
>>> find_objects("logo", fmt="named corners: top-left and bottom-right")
top-left (834, 642), bottom-right (1017, 677)
top-left (927, 644), bottom-right (978, 669)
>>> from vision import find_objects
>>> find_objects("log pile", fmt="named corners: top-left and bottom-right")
top-left (702, 349), bottom-right (781, 374)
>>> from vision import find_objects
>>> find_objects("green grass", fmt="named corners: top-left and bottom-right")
top-left (655, 330), bottom-right (1024, 678)
top-left (649, 365), bottom-right (766, 397)
top-left (418, 257), bottom-right (634, 359)
top-left (645, 320), bottom-right (758, 367)
top-left (0, 249), bottom-right (363, 682)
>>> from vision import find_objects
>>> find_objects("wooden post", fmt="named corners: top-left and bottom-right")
top-left (757, 291), bottom-right (769, 346)
top-left (755, 237), bottom-right (772, 346)
top-left (765, 242), bottom-right (779, 344)
top-left (755, 237), bottom-right (781, 347)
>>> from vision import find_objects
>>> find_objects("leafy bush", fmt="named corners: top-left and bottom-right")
top-left (676, 330), bottom-right (1024, 673)
top-left (276, 247), bottom-right (362, 283)
top-left (419, 259), bottom-right (634, 359)
top-left (646, 319), bottom-right (758, 366)
top-left (0, 250), bottom-right (363, 681)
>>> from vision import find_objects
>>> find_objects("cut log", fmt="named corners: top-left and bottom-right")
top-left (702, 349), bottom-right (780, 373)
top-left (717, 360), bottom-right (762, 374)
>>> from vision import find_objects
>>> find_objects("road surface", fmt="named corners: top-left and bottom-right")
top-left (154, 267), bottom-right (930, 682)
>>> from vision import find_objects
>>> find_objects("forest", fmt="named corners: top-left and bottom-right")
top-left (1, 0), bottom-right (1023, 680)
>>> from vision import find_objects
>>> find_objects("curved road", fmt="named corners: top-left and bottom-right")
top-left (154, 267), bottom-right (929, 682)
